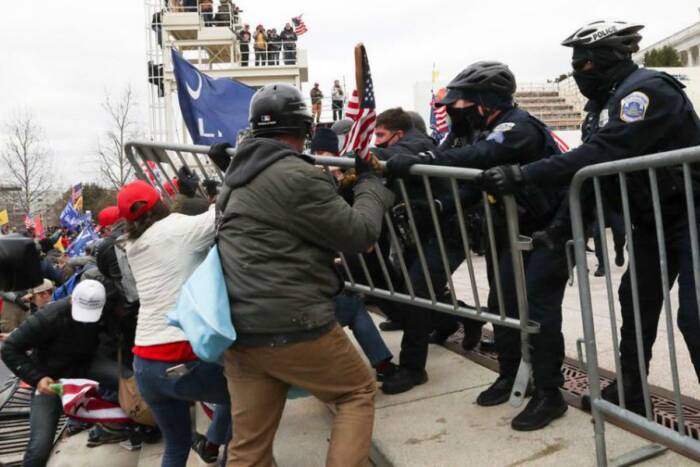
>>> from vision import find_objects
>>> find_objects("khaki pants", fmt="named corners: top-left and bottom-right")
top-left (224, 324), bottom-right (376, 467)
top-left (312, 102), bottom-right (322, 122)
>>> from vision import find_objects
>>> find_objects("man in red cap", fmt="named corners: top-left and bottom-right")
top-left (97, 206), bottom-right (122, 236)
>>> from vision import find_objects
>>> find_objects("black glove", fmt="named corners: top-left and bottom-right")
top-left (202, 179), bottom-right (220, 198)
top-left (385, 151), bottom-right (434, 178)
top-left (176, 166), bottom-right (200, 197)
top-left (531, 220), bottom-right (571, 249)
top-left (475, 164), bottom-right (525, 195)
top-left (354, 152), bottom-right (375, 180)
top-left (208, 142), bottom-right (233, 172)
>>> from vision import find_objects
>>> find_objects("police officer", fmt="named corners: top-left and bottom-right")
top-left (479, 21), bottom-right (700, 416)
top-left (387, 62), bottom-right (571, 431)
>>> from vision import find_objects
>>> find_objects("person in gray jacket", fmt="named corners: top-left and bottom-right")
top-left (215, 83), bottom-right (394, 467)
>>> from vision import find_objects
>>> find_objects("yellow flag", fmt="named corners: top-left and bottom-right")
top-left (0, 209), bottom-right (8, 226)
top-left (432, 68), bottom-right (440, 84)
top-left (53, 238), bottom-right (65, 253)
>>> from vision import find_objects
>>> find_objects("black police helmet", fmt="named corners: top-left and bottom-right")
top-left (438, 61), bottom-right (516, 106)
top-left (249, 83), bottom-right (313, 138)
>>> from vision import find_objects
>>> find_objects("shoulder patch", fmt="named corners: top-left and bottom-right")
top-left (493, 122), bottom-right (516, 133)
top-left (620, 91), bottom-right (649, 123)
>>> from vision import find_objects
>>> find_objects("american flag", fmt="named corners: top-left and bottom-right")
top-left (340, 45), bottom-right (376, 161)
top-left (430, 90), bottom-right (449, 142)
top-left (549, 130), bottom-right (570, 153)
top-left (23, 213), bottom-right (34, 231)
top-left (53, 378), bottom-right (132, 424)
top-left (292, 15), bottom-right (307, 35)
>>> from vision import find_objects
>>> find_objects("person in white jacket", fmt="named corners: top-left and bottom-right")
top-left (117, 180), bottom-right (230, 466)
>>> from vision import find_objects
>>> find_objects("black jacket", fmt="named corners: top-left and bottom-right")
top-left (1, 299), bottom-right (102, 387)
top-left (522, 66), bottom-right (700, 226)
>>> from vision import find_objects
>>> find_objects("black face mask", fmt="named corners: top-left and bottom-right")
top-left (447, 106), bottom-right (482, 137)
top-left (573, 68), bottom-right (610, 101)
top-left (375, 131), bottom-right (398, 149)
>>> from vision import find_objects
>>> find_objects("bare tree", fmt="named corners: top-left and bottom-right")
top-left (97, 85), bottom-right (140, 189)
top-left (0, 109), bottom-right (52, 214)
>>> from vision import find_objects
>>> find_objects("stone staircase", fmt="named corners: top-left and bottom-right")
top-left (515, 90), bottom-right (583, 130)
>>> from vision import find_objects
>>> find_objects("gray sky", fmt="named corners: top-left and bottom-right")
top-left (1, 1), bottom-right (698, 187)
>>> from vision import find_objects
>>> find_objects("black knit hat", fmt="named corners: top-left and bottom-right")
top-left (310, 128), bottom-right (339, 154)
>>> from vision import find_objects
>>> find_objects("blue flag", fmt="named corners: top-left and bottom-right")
top-left (60, 200), bottom-right (82, 230)
top-left (65, 224), bottom-right (98, 257)
top-left (171, 49), bottom-right (256, 145)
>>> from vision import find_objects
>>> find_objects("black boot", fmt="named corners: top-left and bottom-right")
top-left (429, 320), bottom-right (459, 345)
top-left (461, 321), bottom-right (484, 351)
top-left (476, 376), bottom-right (515, 406)
top-left (594, 265), bottom-right (605, 277)
top-left (379, 320), bottom-right (402, 331)
top-left (601, 380), bottom-right (650, 417)
top-left (511, 388), bottom-right (567, 431)
top-left (380, 367), bottom-right (428, 395)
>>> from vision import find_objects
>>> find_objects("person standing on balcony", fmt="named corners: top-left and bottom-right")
top-left (237, 24), bottom-right (251, 67)
top-left (280, 23), bottom-right (297, 65)
top-left (479, 20), bottom-right (700, 417)
top-left (310, 83), bottom-right (324, 124)
top-left (267, 28), bottom-right (281, 66)
top-left (331, 80), bottom-right (344, 121)
top-left (254, 24), bottom-right (267, 67)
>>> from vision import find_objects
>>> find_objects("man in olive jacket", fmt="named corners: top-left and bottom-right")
top-left (215, 83), bottom-right (394, 467)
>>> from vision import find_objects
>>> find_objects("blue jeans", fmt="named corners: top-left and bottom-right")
top-left (334, 293), bottom-right (392, 367)
top-left (133, 356), bottom-right (231, 467)
top-left (24, 355), bottom-right (122, 467)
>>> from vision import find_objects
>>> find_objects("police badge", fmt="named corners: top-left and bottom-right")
top-left (620, 91), bottom-right (649, 123)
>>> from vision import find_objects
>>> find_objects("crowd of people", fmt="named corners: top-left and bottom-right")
top-left (1, 18), bottom-right (700, 467)
top-left (236, 22), bottom-right (298, 67)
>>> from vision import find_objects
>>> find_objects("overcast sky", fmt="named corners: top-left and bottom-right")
top-left (1, 1), bottom-right (698, 186)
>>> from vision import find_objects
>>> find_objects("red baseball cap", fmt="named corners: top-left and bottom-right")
top-left (97, 206), bottom-right (122, 228)
top-left (117, 180), bottom-right (161, 221)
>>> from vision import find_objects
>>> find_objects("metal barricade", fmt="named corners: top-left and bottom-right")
top-left (125, 140), bottom-right (539, 406)
top-left (569, 145), bottom-right (700, 465)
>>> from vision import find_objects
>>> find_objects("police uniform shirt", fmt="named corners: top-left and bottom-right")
top-left (522, 67), bottom-right (700, 186)
top-left (431, 107), bottom-right (549, 169)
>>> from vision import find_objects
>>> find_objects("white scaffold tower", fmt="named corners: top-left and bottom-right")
top-left (144, 1), bottom-right (309, 143)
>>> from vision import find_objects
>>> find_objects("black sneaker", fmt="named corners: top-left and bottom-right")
top-left (594, 266), bottom-right (605, 277)
top-left (192, 432), bottom-right (220, 464)
top-left (511, 389), bottom-right (568, 431)
top-left (87, 424), bottom-right (129, 447)
top-left (379, 320), bottom-right (402, 331)
top-left (375, 361), bottom-right (399, 382)
top-left (461, 322), bottom-right (484, 351)
top-left (380, 367), bottom-right (428, 395)
top-left (476, 376), bottom-right (515, 407)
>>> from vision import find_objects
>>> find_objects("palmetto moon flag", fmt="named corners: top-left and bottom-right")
top-left (340, 44), bottom-right (376, 161)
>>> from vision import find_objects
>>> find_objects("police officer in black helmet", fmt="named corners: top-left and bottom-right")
top-left (387, 62), bottom-right (571, 431)
top-left (480, 21), bottom-right (700, 416)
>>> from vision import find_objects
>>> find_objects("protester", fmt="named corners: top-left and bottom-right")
top-left (237, 24), bottom-right (251, 67)
top-left (1, 280), bottom-right (122, 467)
top-left (171, 166), bottom-right (210, 215)
top-left (331, 80), bottom-right (344, 121)
top-left (118, 180), bottom-right (231, 466)
top-left (310, 82), bottom-right (323, 124)
top-left (97, 206), bottom-right (122, 236)
top-left (215, 83), bottom-right (394, 466)
top-left (280, 23), bottom-right (297, 65)
top-left (254, 24), bottom-right (267, 66)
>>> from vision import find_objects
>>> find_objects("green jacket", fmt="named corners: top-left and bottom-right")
top-left (216, 138), bottom-right (394, 345)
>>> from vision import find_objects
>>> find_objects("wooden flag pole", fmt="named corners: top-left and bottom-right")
top-left (354, 43), bottom-right (365, 103)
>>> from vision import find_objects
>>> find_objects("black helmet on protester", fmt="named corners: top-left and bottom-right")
top-left (437, 61), bottom-right (516, 107)
top-left (562, 20), bottom-right (644, 56)
top-left (249, 83), bottom-right (313, 138)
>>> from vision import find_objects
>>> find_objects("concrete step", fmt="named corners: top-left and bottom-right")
top-left (515, 91), bottom-right (559, 98)
top-left (516, 97), bottom-right (566, 105)
top-left (47, 430), bottom-right (140, 467)
top-left (527, 112), bottom-right (582, 120)
top-left (518, 103), bottom-right (575, 112)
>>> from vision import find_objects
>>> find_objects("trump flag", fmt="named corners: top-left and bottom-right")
top-left (171, 49), bottom-right (255, 145)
